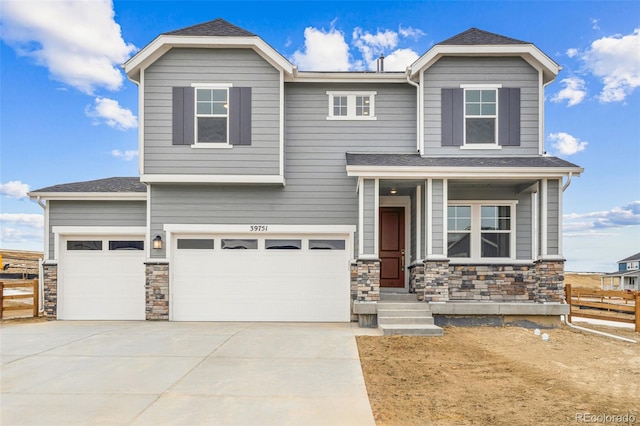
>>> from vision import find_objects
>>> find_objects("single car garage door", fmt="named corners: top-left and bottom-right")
top-left (171, 234), bottom-right (351, 322)
top-left (58, 236), bottom-right (146, 320)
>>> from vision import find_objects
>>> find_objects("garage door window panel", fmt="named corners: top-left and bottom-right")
top-left (265, 239), bottom-right (302, 250)
top-left (109, 240), bottom-right (144, 251)
top-left (222, 239), bottom-right (257, 250)
top-left (177, 239), bottom-right (214, 250)
top-left (309, 239), bottom-right (346, 250)
top-left (67, 240), bottom-right (102, 250)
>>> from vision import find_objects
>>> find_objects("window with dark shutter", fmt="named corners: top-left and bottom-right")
top-left (441, 88), bottom-right (464, 146)
top-left (498, 88), bottom-right (520, 146)
top-left (229, 87), bottom-right (252, 145)
top-left (172, 87), bottom-right (195, 145)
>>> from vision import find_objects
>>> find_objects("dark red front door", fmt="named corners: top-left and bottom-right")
top-left (379, 207), bottom-right (405, 288)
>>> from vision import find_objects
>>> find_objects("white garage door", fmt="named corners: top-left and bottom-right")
top-left (58, 236), bottom-right (146, 320)
top-left (171, 234), bottom-right (351, 322)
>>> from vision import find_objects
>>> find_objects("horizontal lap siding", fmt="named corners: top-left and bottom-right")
top-left (424, 57), bottom-right (539, 156)
top-left (547, 179), bottom-right (560, 255)
top-left (143, 48), bottom-right (280, 175)
top-left (150, 83), bottom-right (417, 258)
top-left (48, 201), bottom-right (146, 259)
top-left (432, 180), bottom-right (444, 256)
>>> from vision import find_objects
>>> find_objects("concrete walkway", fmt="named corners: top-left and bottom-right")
top-left (1, 321), bottom-right (377, 426)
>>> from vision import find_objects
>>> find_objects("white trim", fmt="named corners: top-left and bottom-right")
top-left (346, 166), bottom-right (583, 179)
top-left (326, 91), bottom-right (377, 120)
top-left (460, 145), bottom-right (502, 150)
top-left (43, 201), bottom-right (50, 260)
top-left (279, 70), bottom-right (285, 178)
top-left (291, 72), bottom-right (406, 83)
top-left (190, 82), bottom-right (233, 88)
top-left (139, 174), bottom-right (285, 184)
top-left (427, 178), bottom-right (433, 256)
top-left (541, 179), bottom-right (548, 257)
top-left (460, 83), bottom-right (503, 89)
top-left (125, 35), bottom-right (295, 82)
top-left (409, 44), bottom-right (560, 84)
top-left (419, 71), bottom-right (425, 155)
top-left (416, 185), bottom-right (422, 260)
top-left (374, 179), bottom-right (380, 257)
top-left (442, 179), bottom-right (448, 257)
top-left (531, 191), bottom-right (536, 262)
top-left (138, 68), bottom-right (144, 175)
top-left (190, 144), bottom-right (234, 149)
top-left (146, 185), bottom-right (152, 259)
top-left (29, 192), bottom-right (146, 201)
top-left (52, 226), bottom-right (147, 262)
top-left (557, 178), bottom-right (563, 256)
top-left (358, 177), bottom-right (364, 257)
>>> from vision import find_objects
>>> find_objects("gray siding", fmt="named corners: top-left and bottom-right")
top-left (143, 48), bottom-right (281, 175)
top-left (547, 179), bottom-right (560, 255)
top-left (48, 201), bottom-right (146, 259)
top-left (362, 179), bottom-right (376, 254)
top-left (424, 57), bottom-right (539, 156)
top-left (516, 193), bottom-right (533, 260)
top-left (431, 180), bottom-right (444, 256)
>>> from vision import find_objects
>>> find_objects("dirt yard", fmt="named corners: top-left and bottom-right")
top-left (358, 325), bottom-right (639, 426)
top-left (565, 272), bottom-right (604, 289)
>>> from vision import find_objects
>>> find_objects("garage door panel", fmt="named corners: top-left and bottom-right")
top-left (172, 234), bottom-right (350, 322)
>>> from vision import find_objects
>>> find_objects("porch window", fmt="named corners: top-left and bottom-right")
top-left (448, 203), bottom-right (515, 260)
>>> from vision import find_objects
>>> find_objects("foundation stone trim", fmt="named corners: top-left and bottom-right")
top-left (145, 262), bottom-right (169, 320)
top-left (42, 263), bottom-right (58, 318)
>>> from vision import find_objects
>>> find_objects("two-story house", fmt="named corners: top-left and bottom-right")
top-left (602, 252), bottom-right (640, 290)
top-left (30, 19), bottom-right (582, 328)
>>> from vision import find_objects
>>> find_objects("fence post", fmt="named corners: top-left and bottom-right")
top-left (33, 279), bottom-right (39, 318)
top-left (636, 291), bottom-right (640, 333)
top-left (566, 284), bottom-right (572, 324)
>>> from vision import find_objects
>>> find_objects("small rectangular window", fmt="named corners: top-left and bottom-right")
top-left (265, 239), bottom-right (301, 250)
top-left (465, 89), bottom-right (497, 144)
top-left (221, 239), bottom-right (257, 250)
top-left (333, 96), bottom-right (347, 116)
top-left (177, 239), bottom-right (214, 250)
top-left (309, 239), bottom-right (346, 250)
top-left (327, 91), bottom-right (376, 120)
top-left (67, 240), bottom-right (102, 251)
top-left (196, 88), bottom-right (228, 143)
top-left (109, 240), bottom-right (144, 251)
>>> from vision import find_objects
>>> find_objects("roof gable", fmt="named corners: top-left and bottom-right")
top-left (438, 28), bottom-right (529, 45)
top-left (618, 252), bottom-right (640, 263)
top-left (163, 18), bottom-right (256, 37)
top-left (30, 177), bottom-right (146, 194)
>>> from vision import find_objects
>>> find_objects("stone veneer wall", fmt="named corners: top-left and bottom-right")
top-left (534, 260), bottom-right (565, 302)
top-left (42, 263), bottom-right (58, 318)
top-left (423, 260), bottom-right (450, 302)
top-left (353, 259), bottom-right (380, 302)
top-left (145, 262), bottom-right (169, 320)
top-left (408, 263), bottom-right (424, 294)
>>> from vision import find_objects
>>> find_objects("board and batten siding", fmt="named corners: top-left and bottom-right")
top-left (150, 82), bottom-right (417, 258)
top-left (424, 57), bottom-right (539, 156)
top-left (48, 201), bottom-right (147, 259)
top-left (143, 48), bottom-right (281, 175)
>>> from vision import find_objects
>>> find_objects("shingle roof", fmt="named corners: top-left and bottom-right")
top-left (346, 153), bottom-right (581, 169)
top-left (163, 18), bottom-right (256, 37)
top-left (438, 28), bottom-right (530, 45)
top-left (618, 252), bottom-right (640, 263)
top-left (31, 177), bottom-right (146, 193)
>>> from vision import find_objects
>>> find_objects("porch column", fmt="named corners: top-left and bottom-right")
top-left (422, 178), bottom-right (450, 301)
top-left (355, 178), bottom-right (380, 302)
top-left (535, 179), bottom-right (565, 300)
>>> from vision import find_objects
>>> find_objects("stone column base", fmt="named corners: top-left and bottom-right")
top-left (534, 259), bottom-right (565, 302)
top-left (424, 259), bottom-right (450, 302)
top-left (145, 262), bottom-right (169, 320)
top-left (42, 263), bottom-right (58, 318)
top-left (354, 259), bottom-right (380, 302)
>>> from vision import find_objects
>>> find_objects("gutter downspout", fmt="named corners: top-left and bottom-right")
top-left (406, 71), bottom-right (421, 154)
top-left (562, 302), bottom-right (636, 343)
top-left (562, 172), bottom-right (573, 192)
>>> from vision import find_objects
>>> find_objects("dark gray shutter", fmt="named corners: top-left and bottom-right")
top-left (172, 87), bottom-right (195, 145)
top-left (229, 87), bottom-right (252, 146)
top-left (441, 88), bottom-right (463, 146)
top-left (498, 88), bottom-right (520, 146)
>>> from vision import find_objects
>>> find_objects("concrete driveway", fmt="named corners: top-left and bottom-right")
top-left (1, 321), bottom-right (377, 426)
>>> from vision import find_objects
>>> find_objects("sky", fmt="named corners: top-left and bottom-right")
top-left (0, 0), bottom-right (639, 272)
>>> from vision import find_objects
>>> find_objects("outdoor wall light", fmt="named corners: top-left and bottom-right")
top-left (153, 235), bottom-right (163, 250)
top-left (390, 188), bottom-right (398, 195)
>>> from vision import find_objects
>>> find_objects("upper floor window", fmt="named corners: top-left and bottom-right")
top-left (447, 202), bottom-right (516, 260)
top-left (627, 261), bottom-right (639, 270)
top-left (326, 91), bottom-right (376, 120)
top-left (465, 89), bottom-right (497, 145)
top-left (196, 87), bottom-right (228, 144)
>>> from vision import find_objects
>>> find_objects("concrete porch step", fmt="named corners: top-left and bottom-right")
top-left (378, 316), bottom-right (435, 325)
top-left (379, 324), bottom-right (444, 336)
top-left (380, 293), bottom-right (419, 302)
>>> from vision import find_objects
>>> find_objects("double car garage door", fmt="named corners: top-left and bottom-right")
top-left (57, 232), bottom-right (351, 322)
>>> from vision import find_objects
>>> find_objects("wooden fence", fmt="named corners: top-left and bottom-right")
top-left (0, 279), bottom-right (39, 319)
top-left (566, 284), bottom-right (639, 332)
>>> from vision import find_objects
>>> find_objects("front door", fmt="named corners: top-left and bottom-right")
top-left (379, 207), bottom-right (405, 288)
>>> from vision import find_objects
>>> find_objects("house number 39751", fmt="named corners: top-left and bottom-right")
top-left (250, 225), bottom-right (268, 232)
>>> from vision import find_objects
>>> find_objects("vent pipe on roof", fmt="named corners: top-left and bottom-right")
top-left (376, 54), bottom-right (385, 72)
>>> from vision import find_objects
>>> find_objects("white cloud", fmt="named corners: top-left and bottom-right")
top-left (290, 26), bottom-right (351, 71)
top-left (548, 132), bottom-right (588, 156)
top-left (566, 48), bottom-right (579, 58)
top-left (399, 25), bottom-right (426, 40)
top-left (591, 18), bottom-right (600, 31)
top-left (86, 97), bottom-right (137, 130)
top-left (564, 201), bottom-right (640, 230)
top-left (377, 48), bottom-right (419, 72)
top-left (111, 149), bottom-right (138, 161)
top-left (551, 77), bottom-right (587, 106)
top-left (0, 213), bottom-right (44, 229)
top-left (582, 28), bottom-right (640, 102)
top-left (0, 181), bottom-right (30, 199)
top-left (0, 227), bottom-right (43, 244)
top-left (1, 0), bottom-right (137, 94)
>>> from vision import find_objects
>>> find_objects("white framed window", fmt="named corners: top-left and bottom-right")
top-left (627, 261), bottom-right (639, 270)
top-left (460, 84), bottom-right (501, 147)
top-left (447, 202), bottom-right (516, 260)
top-left (326, 91), bottom-right (377, 120)
top-left (195, 85), bottom-right (230, 144)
